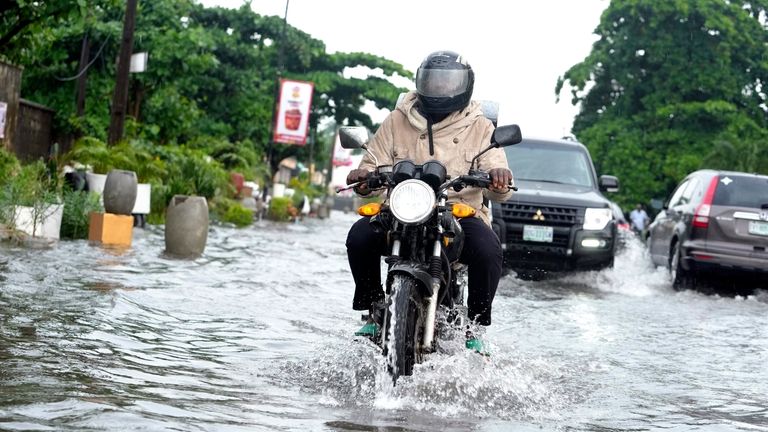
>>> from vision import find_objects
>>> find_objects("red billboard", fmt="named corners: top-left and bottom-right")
top-left (273, 79), bottom-right (314, 145)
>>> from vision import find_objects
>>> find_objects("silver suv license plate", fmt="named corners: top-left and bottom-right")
top-left (523, 225), bottom-right (553, 242)
top-left (748, 220), bottom-right (768, 236)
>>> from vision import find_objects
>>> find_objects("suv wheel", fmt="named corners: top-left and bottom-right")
top-left (670, 241), bottom-right (694, 291)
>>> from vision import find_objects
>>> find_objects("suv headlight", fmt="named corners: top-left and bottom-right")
top-left (583, 207), bottom-right (612, 230)
top-left (389, 179), bottom-right (435, 224)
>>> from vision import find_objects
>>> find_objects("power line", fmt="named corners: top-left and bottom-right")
top-left (54, 35), bottom-right (111, 81)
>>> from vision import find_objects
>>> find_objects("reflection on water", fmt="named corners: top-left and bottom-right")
top-left (1, 212), bottom-right (767, 431)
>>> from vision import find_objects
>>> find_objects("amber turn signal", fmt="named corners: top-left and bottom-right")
top-left (451, 203), bottom-right (476, 218)
top-left (357, 203), bottom-right (381, 216)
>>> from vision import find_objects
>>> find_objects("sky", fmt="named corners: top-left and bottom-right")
top-left (198, 0), bottom-right (609, 139)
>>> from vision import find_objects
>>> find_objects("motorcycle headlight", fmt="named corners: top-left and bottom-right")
top-left (583, 207), bottom-right (613, 230)
top-left (389, 179), bottom-right (435, 225)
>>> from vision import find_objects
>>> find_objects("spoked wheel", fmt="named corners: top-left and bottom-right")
top-left (383, 274), bottom-right (424, 384)
top-left (670, 241), bottom-right (694, 291)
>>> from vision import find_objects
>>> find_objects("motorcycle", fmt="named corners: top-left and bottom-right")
top-left (336, 124), bottom-right (522, 383)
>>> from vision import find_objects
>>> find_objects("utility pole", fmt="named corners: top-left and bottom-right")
top-left (308, 125), bottom-right (316, 185)
top-left (266, 0), bottom-right (290, 172)
top-left (75, 32), bottom-right (90, 119)
top-left (108, 0), bottom-right (138, 145)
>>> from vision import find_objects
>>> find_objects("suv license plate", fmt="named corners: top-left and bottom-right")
top-left (523, 225), bottom-right (553, 242)
top-left (748, 220), bottom-right (768, 236)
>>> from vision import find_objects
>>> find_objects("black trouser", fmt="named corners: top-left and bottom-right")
top-left (345, 216), bottom-right (502, 325)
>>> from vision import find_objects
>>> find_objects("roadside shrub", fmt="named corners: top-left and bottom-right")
top-left (209, 197), bottom-right (253, 227)
top-left (0, 148), bottom-right (20, 187)
top-left (268, 197), bottom-right (293, 222)
top-left (153, 145), bottom-right (228, 201)
top-left (0, 160), bottom-right (59, 236)
top-left (223, 202), bottom-right (254, 227)
top-left (60, 190), bottom-right (103, 239)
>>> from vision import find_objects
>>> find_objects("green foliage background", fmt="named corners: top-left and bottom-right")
top-left (1, 0), bottom-right (411, 184)
top-left (557, 0), bottom-right (768, 210)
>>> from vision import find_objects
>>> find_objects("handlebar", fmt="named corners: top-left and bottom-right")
top-left (445, 172), bottom-right (517, 193)
top-left (335, 169), bottom-right (516, 194)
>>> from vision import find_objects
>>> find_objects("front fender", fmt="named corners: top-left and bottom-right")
top-left (387, 261), bottom-right (433, 297)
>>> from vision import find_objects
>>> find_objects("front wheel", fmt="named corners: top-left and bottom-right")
top-left (384, 274), bottom-right (424, 383)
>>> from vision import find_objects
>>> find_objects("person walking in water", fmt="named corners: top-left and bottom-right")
top-left (629, 203), bottom-right (650, 235)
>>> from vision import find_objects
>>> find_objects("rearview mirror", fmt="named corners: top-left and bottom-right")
top-left (599, 175), bottom-right (620, 193)
top-left (338, 126), bottom-right (371, 149)
top-left (469, 124), bottom-right (522, 171)
top-left (491, 124), bottom-right (522, 148)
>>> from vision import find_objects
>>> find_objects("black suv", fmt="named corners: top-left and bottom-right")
top-left (491, 137), bottom-right (620, 278)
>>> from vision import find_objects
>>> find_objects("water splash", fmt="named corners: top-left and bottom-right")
top-left (280, 322), bottom-right (592, 424)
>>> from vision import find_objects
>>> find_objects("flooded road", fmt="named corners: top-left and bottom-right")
top-left (1, 210), bottom-right (767, 431)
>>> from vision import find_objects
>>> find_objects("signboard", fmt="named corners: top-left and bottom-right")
top-left (129, 52), bottom-right (148, 73)
top-left (0, 101), bottom-right (6, 139)
top-left (273, 79), bottom-right (314, 145)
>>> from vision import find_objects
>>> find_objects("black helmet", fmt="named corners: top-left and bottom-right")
top-left (415, 50), bottom-right (475, 115)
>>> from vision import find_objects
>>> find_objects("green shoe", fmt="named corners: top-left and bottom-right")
top-left (354, 321), bottom-right (379, 337)
top-left (466, 336), bottom-right (490, 356)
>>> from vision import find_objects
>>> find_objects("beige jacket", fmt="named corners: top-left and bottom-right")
top-left (357, 91), bottom-right (514, 226)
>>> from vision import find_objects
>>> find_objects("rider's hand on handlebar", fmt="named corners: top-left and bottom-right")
top-left (346, 168), bottom-right (372, 194)
top-left (488, 168), bottom-right (513, 192)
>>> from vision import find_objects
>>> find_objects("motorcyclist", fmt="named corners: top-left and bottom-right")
top-left (345, 50), bottom-right (514, 353)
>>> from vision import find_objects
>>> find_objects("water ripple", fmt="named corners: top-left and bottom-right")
top-left (1, 211), bottom-right (767, 431)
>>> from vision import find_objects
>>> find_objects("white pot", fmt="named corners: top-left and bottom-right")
top-left (131, 183), bottom-right (151, 214)
top-left (12, 204), bottom-right (64, 240)
top-left (85, 172), bottom-right (107, 196)
top-left (272, 183), bottom-right (286, 198)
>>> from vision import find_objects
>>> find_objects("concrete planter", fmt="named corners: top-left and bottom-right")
top-left (103, 169), bottom-right (137, 215)
top-left (131, 183), bottom-right (151, 215)
top-left (11, 204), bottom-right (64, 240)
top-left (164, 195), bottom-right (208, 258)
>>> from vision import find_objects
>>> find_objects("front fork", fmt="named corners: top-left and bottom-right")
top-left (380, 238), bottom-right (402, 350)
top-left (381, 197), bottom-right (447, 353)
top-left (421, 239), bottom-right (442, 351)
top-left (422, 195), bottom-right (448, 351)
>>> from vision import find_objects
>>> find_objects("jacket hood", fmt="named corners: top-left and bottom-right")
top-left (397, 91), bottom-right (485, 134)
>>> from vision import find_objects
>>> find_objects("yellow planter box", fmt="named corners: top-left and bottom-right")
top-left (88, 212), bottom-right (133, 246)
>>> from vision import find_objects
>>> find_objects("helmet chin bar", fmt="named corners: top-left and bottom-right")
top-left (417, 93), bottom-right (472, 115)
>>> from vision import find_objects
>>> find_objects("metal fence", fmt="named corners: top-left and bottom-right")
top-left (0, 61), bottom-right (56, 162)
top-left (14, 99), bottom-right (55, 162)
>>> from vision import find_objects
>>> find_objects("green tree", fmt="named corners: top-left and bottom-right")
top-left (7, 0), bottom-right (410, 183)
top-left (557, 0), bottom-right (768, 207)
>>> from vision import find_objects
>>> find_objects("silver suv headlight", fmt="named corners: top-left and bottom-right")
top-left (389, 179), bottom-right (435, 224)
top-left (583, 207), bottom-right (612, 230)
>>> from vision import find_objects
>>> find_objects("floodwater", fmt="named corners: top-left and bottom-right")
top-left (1, 211), bottom-right (767, 431)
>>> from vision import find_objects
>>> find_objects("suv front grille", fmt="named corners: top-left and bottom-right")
top-left (499, 203), bottom-right (579, 226)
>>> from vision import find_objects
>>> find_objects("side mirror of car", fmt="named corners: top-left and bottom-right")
top-left (599, 175), bottom-right (619, 193)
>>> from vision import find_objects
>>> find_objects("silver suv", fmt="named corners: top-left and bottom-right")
top-left (647, 169), bottom-right (768, 290)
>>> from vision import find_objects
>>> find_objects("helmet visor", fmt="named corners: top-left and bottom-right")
top-left (416, 68), bottom-right (470, 98)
